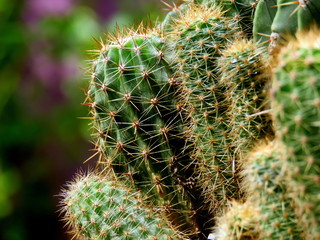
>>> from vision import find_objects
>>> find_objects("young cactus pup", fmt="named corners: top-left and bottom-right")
top-left (60, 172), bottom-right (186, 240)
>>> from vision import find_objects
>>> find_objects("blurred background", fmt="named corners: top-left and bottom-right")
top-left (0, 0), bottom-right (177, 239)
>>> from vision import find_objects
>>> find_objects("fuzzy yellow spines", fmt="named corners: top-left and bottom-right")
top-left (86, 26), bottom-right (197, 235)
top-left (213, 200), bottom-right (261, 240)
top-left (60, 172), bottom-right (186, 240)
top-left (242, 142), bottom-right (304, 239)
top-left (271, 29), bottom-right (320, 239)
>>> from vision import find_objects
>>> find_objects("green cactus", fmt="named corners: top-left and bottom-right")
top-left (87, 26), bottom-right (222, 239)
top-left (272, 30), bottom-right (320, 239)
top-left (271, 0), bottom-right (299, 38)
top-left (162, 0), bottom-right (257, 38)
top-left (253, 0), bottom-right (278, 44)
top-left (253, 0), bottom-right (320, 52)
top-left (169, 2), bottom-right (246, 214)
top-left (165, 3), bottom-right (244, 232)
top-left (60, 172), bottom-right (185, 240)
top-left (58, 2), bottom-right (320, 239)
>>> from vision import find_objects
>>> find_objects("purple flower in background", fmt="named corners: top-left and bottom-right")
top-left (24, 0), bottom-right (74, 23)
top-left (94, 0), bottom-right (118, 22)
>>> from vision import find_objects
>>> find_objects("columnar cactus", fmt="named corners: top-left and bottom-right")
top-left (169, 3), bottom-right (242, 208)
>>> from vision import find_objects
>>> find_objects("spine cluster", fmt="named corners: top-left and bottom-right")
top-left (59, 1), bottom-right (320, 239)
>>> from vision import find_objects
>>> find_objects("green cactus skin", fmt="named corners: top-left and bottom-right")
top-left (272, 30), bottom-right (320, 238)
top-left (254, 0), bottom-right (320, 51)
top-left (88, 28), bottom-right (219, 239)
top-left (271, 0), bottom-right (299, 38)
top-left (88, 29), bottom-right (196, 235)
top-left (253, 0), bottom-right (278, 44)
top-left (60, 172), bottom-right (186, 240)
top-left (243, 143), bottom-right (304, 239)
top-left (298, 0), bottom-right (320, 31)
top-left (213, 200), bottom-right (260, 240)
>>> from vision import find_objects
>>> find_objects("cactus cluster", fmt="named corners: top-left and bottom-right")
top-left (59, 1), bottom-right (320, 239)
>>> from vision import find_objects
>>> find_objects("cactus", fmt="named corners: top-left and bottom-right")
top-left (58, 2), bottom-right (320, 239)
top-left (60, 172), bottom-right (185, 240)
top-left (253, 0), bottom-right (278, 44)
top-left (162, 0), bottom-right (258, 38)
top-left (272, 29), bottom-right (320, 239)
top-left (87, 25), bottom-right (224, 239)
top-left (168, 2), bottom-right (247, 216)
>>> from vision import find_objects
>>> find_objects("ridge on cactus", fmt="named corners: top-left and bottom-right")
top-left (60, 171), bottom-right (186, 240)
top-left (253, 0), bottom-right (278, 44)
top-left (253, 0), bottom-right (320, 52)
